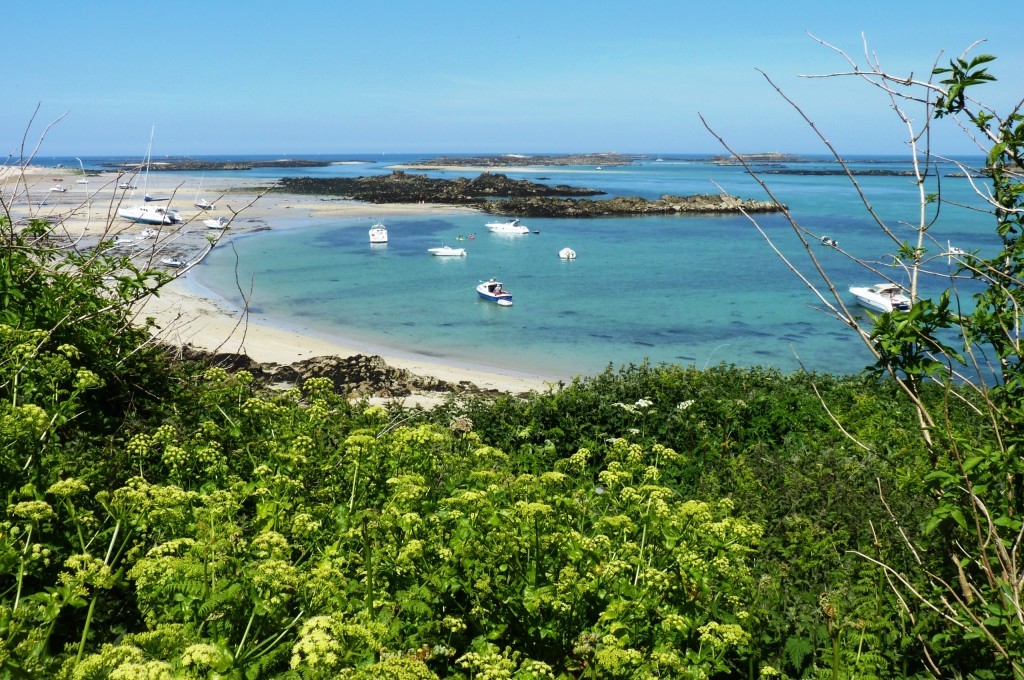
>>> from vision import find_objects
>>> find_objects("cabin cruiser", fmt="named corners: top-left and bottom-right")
top-left (849, 283), bottom-right (912, 313)
top-left (485, 218), bottom-right (529, 234)
top-left (428, 246), bottom-right (466, 257)
top-left (369, 221), bottom-right (388, 244)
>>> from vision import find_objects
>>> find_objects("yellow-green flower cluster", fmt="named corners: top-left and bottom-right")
top-left (3, 403), bottom-right (49, 441)
top-left (697, 621), bottom-right (751, 650)
top-left (47, 477), bottom-right (89, 499)
top-left (10, 500), bottom-right (55, 523)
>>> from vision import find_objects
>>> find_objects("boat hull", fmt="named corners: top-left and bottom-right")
top-left (118, 206), bottom-right (182, 225)
top-left (476, 282), bottom-right (512, 305)
top-left (485, 219), bottom-right (529, 234)
top-left (369, 224), bottom-right (388, 244)
top-left (429, 247), bottom-right (466, 256)
top-left (849, 284), bottom-right (911, 313)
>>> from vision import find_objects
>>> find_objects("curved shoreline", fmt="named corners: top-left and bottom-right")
top-left (3, 166), bottom-right (558, 403)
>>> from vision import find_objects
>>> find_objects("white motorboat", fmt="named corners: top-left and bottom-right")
top-left (369, 221), bottom-right (388, 244)
top-left (204, 217), bottom-right (228, 229)
top-left (160, 257), bottom-right (184, 268)
top-left (428, 245), bottom-right (466, 257)
top-left (849, 283), bottom-right (912, 313)
top-left (477, 279), bottom-right (513, 306)
top-left (485, 218), bottom-right (529, 234)
top-left (50, 185), bottom-right (67, 193)
top-left (118, 205), bottom-right (183, 225)
top-left (558, 247), bottom-right (576, 260)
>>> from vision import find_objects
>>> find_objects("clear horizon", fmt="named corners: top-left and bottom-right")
top-left (7, 1), bottom-right (1022, 157)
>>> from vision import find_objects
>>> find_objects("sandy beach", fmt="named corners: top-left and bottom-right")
top-left (1, 164), bottom-right (558, 403)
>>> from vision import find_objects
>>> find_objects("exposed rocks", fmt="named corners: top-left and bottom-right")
top-left (274, 170), bottom-right (603, 203)
top-left (171, 345), bottom-right (470, 400)
top-left (477, 193), bottom-right (782, 218)
top-left (272, 171), bottom-right (780, 216)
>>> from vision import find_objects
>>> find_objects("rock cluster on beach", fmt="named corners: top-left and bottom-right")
top-left (172, 345), bottom-right (492, 400)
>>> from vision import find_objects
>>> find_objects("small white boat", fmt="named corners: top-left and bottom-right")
top-left (477, 279), bottom-right (513, 305)
top-left (203, 217), bottom-right (228, 229)
top-left (820, 236), bottom-right (838, 247)
top-left (50, 185), bottom-right (67, 193)
top-left (139, 228), bottom-right (158, 239)
top-left (849, 283), bottom-right (912, 313)
top-left (428, 245), bottom-right (466, 257)
top-left (118, 205), bottom-right (183, 225)
top-left (558, 247), bottom-right (576, 260)
top-left (160, 257), bottom-right (184, 268)
top-left (120, 206), bottom-right (181, 225)
top-left (485, 218), bottom-right (529, 235)
top-left (118, 182), bottom-right (138, 190)
top-left (369, 221), bottom-right (388, 244)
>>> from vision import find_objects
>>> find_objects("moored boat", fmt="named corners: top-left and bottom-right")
top-left (558, 247), bottom-right (576, 260)
top-left (849, 283), bottom-right (911, 313)
top-left (204, 217), bottom-right (228, 229)
top-left (477, 279), bottom-right (513, 306)
top-left (369, 221), bottom-right (388, 244)
top-left (428, 245), bottom-right (466, 257)
top-left (485, 218), bottom-right (529, 234)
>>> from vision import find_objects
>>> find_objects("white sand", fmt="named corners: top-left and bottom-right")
top-left (3, 163), bottom-right (559, 404)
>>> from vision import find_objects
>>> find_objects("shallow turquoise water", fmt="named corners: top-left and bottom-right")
top-left (192, 157), bottom-right (996, 379)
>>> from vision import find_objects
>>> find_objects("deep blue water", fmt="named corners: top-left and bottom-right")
top-left (40, 154), bottom-right (996, 379)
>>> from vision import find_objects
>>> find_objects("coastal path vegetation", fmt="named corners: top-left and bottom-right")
top-left (0, 37), bottom-right (1021, 678)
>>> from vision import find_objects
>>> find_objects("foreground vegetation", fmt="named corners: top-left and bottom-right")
top-left (2, 42), bottom-right (1021, 678)
top-left (0, 231), bottom-right (981, 677)
top-left (0, 215), bottom-right (1005, 678)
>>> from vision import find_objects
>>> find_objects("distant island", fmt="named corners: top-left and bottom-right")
top-left (271, 170), bottom-right (781, 217)
top-left (98, 158), bottom-right (338, 172)
top-left (403, 153), bottom-right (641, 168)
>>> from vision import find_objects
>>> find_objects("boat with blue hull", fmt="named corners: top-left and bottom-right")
top-left (477, 279), bottom-right (513, 306)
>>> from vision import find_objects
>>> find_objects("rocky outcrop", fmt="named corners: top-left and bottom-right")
top-left (478, 193), bottom-right (781, 217)
top-left (171, 345), bottom-right (470, 399)
top-left (273, 172), bottom-right (779, 216)
top-left (275, 170), bottom-right (603, 203)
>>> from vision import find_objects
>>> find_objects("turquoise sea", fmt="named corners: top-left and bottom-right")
top-left (56, 154), bottom-right (996, 379)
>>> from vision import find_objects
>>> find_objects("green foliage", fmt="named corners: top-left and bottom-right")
top-left (5, 47), bottom-right (1024, 676)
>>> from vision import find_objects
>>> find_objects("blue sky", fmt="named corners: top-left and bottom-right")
top-left (4, 1), bottom-right (1021, 156)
